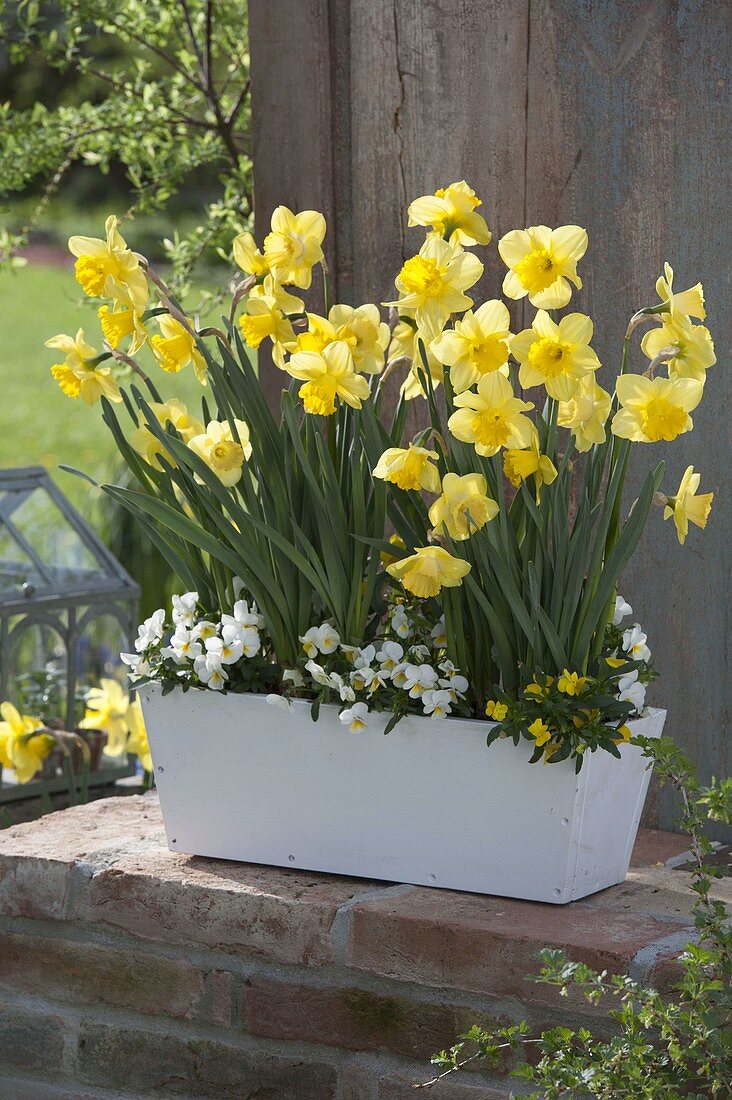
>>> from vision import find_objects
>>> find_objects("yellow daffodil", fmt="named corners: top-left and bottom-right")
top-left (407, 181), bottom-right (492, 247)
top-left (328, 304), bottom-right (390, 375)
top-left (401, 330), bottom-right (446, 400)
top-left (386, 545), bottom-right (471, 599)
top-left (528, 717), bottom-right (552, 747)
top-left (503, 429), bottom-right (558, 501)
top-left (46, 329), bottom-right (122, 406)
top-left (292, 313), bottom-right (342, 355)
top-left (429, 472), bottom-right (498, 540)
top-left (387, 316), bottom-right (416, 364)
top-left (130, 399), bottom-right (204, 471)
top-left (611, 375), bottom-right (703, 443)
top-left (448, 372), bottom-right (534, 458)
top-left (263, 206), bottom-right (326, 289)
top-left (151, 316), bottom-right (207, 385)
top-left (285, 340), bottom-right (370, 416)
top-left (380, 534), bottom-right (407, 566)
top-left (126, 696), bottom-right (152, 772)
top-left (557, 376), bottom-right (612, 452)
top-left (187, 419), bottom-right (252, 486)
top-left (68, 215), bottom-right (148, 312)
top-left (0, 702), bottom-right (55, 784)
top-left (388, 236), bottom-right (483, 332)
top-left (641, 313), bottom-right (716, 383)
top-left (655, 262), bottom-right (705, 322)
top-left (498, 224), bottom-right (588, 309)
top-left (98, 305), bottom-right (147, 354)
top-left (663, 465), bottom-right (713, 545)
top-left (373, 444), bottom-right (441, 493)
top-left (430, 300), bottom-right (512, 393)
top-left (557, 669), bottom-right (587, 696)
top-left (80, 678), bottom-right (131, 755)
top-left (485, 700), bottom-right (508, 721)
top-left (511, 311), bottom-right (600, 401)
top-left (239, 293), bottom-right (297, 369)
top-left (232, 230), bottom-right (269, 277)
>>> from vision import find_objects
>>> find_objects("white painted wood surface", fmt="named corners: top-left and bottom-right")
top-left (140, 687), bottom-right (664, 904)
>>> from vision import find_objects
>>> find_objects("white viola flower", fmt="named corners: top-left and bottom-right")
top-left (120, 652), bottom-right (150, 680)
top-left (617, 669), bottom-right (647, 712)
top-left (222, 599), bottom-right (264, 634)
top-left (422, 689), bottom-right (453, 718)
top-left (170, 626), bottom-right (202, 664)
top-left (206, 634), bottom-right (243, 666)
top-left (226, 622), bottom-right (260, 658)
top-left (339, 701), bottom-right (369, 732)
top-left (613, 595), bottom-right (633, 627)
top-left (282, 668), bottom-right (305, 687)
top-left (376, 640), bottom-right (404, 672)
top-left (353, 645), bottom-right (376, 669)
top-left (430, 616), bottom-right (447, 648)
top-left (134, 608), bottom-right (166, 652)
top-left (390, 605), bottom-right (412, 639)
top-left (408, 644), bottom-right (431, 662)
top-left (305, 659), bottom-right (331, 688)
top-left (266, 693), bottom-right (293, 712)
top-left (192, 620), bottom-right (218, 642)
top-left (391, 662), bottom-right (409, 688)
top-left (622, 624), bottom-right (651, 663)
top-left (327, 670), bottom-right (355, 702)
top-left (439, 673), bottom-right (469, 698)
top-left (340, 643), bottom-right (360, 663)
top-left (360, 666), bottom-right (389, 694)
top-left (300, 623), bottom-right (341, 658)
top-left (172, 591), bottom-right (199, 628)
top-left (194, 653), bottom-right (228, 690)
top-left (403, 663), bottom-right (439, 699)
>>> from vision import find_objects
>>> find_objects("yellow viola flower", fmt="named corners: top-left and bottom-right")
top-left (498, 224), bottom-right (588, 309)
top-left (663, 465), bottom-right (713, 545)
top-left (263, 206), bottom-right (326, 289)
top-left (373, 444), bottom-right (441, 493)
top-left (611, 375), bottom-right (703, 443)
top-left (46, 329), bottom-right (122, 406)
top-left (511, 311), bottom-right (601, 402)
top-left (151, 316), bottom-right (207, 385)
top-left (187, 419), bottom-right (252, 487)
top-left (98, 305), bottom-right (147, 354)
top-left (328, 304), bottom-right (390, 375)
top-left (80, 678), bottom-right (131, 756)
top-left (557, 376), bottom-right (612, 452)
top-left (68, 215), bottom-right (148, 313)
top-left (485, 700), bottom-right (508, 721)
top-left (528, 717), bottom-right (552, 747)
top-left (614, 725), bottom-right (633, 745)
top-left (640, 313), bottom-right (716, 383)
top-left (388, 236), bottom-right (483, 332)
top-left (232, 230), bottom-right (269, 277)
top-left (130, 399), bottom-right (204, 471)
top-left (407, 181), bottom-right (492, 247)
top-left (557, 669), bottom-right (587, 696)
top-left (0, 702), bottom-right (55, 784)
top-left (285, 340), bottom-right (370, 416)
top-left (448, 372), bottom-right (535, 458)
top-left (429, 472), bottom-right (498, 540)
top-left (655, 262), bottom-right (705, 322)
top-left (503, 429), bottom-right (558, 501)
top-left (430, 299), bottom-right (512, 393)
top-left (126, 696), bottom-right (152, 772)
top-left (386, 545), bottom-right (471, 599)
top-left (525, 675), bottom-right (554, 698)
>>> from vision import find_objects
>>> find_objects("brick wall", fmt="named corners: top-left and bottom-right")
top-left (0, 794), bottom-right (719, 1099)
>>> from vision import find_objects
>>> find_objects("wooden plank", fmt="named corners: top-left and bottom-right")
top-left (525, 0), bottom-right (731, 835)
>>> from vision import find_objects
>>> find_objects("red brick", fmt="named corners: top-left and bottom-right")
top-left (238, 975), bottom-right (511, 1062)
top-left (0, 1003), bottom-right (66, 1074)
top-left (0, 931), bottom-right (204, 1019)
top-left (377, 1071), bottom-right (512, 1099)
top-left (346, 887), bottom-right (689, 1002)
top-left (77, 1020), bottom-right (337, 1097)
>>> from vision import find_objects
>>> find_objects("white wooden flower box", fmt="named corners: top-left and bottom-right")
top-left (140, 685), bottom-right (664, 904)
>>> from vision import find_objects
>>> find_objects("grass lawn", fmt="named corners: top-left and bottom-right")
top-left (0, 262), bottom-right (213, 517)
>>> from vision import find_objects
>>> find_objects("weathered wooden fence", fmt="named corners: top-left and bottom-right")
top-left (249, 0), bottom-right (730, 834)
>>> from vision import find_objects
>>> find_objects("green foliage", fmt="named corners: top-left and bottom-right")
top-left (423, 739), bottom-right (732, 1099)
top-left (0, 0), bottom-right (251, 292)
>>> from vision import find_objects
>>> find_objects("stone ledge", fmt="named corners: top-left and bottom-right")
top-left (0, 794), bottom-right (728, 1098)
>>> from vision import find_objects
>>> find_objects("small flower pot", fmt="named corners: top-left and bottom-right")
top-left (140, 685), bottom-right (664, 904)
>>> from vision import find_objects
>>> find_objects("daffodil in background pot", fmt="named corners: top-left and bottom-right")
top-left (49, 181), bottom-right (716, 902)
